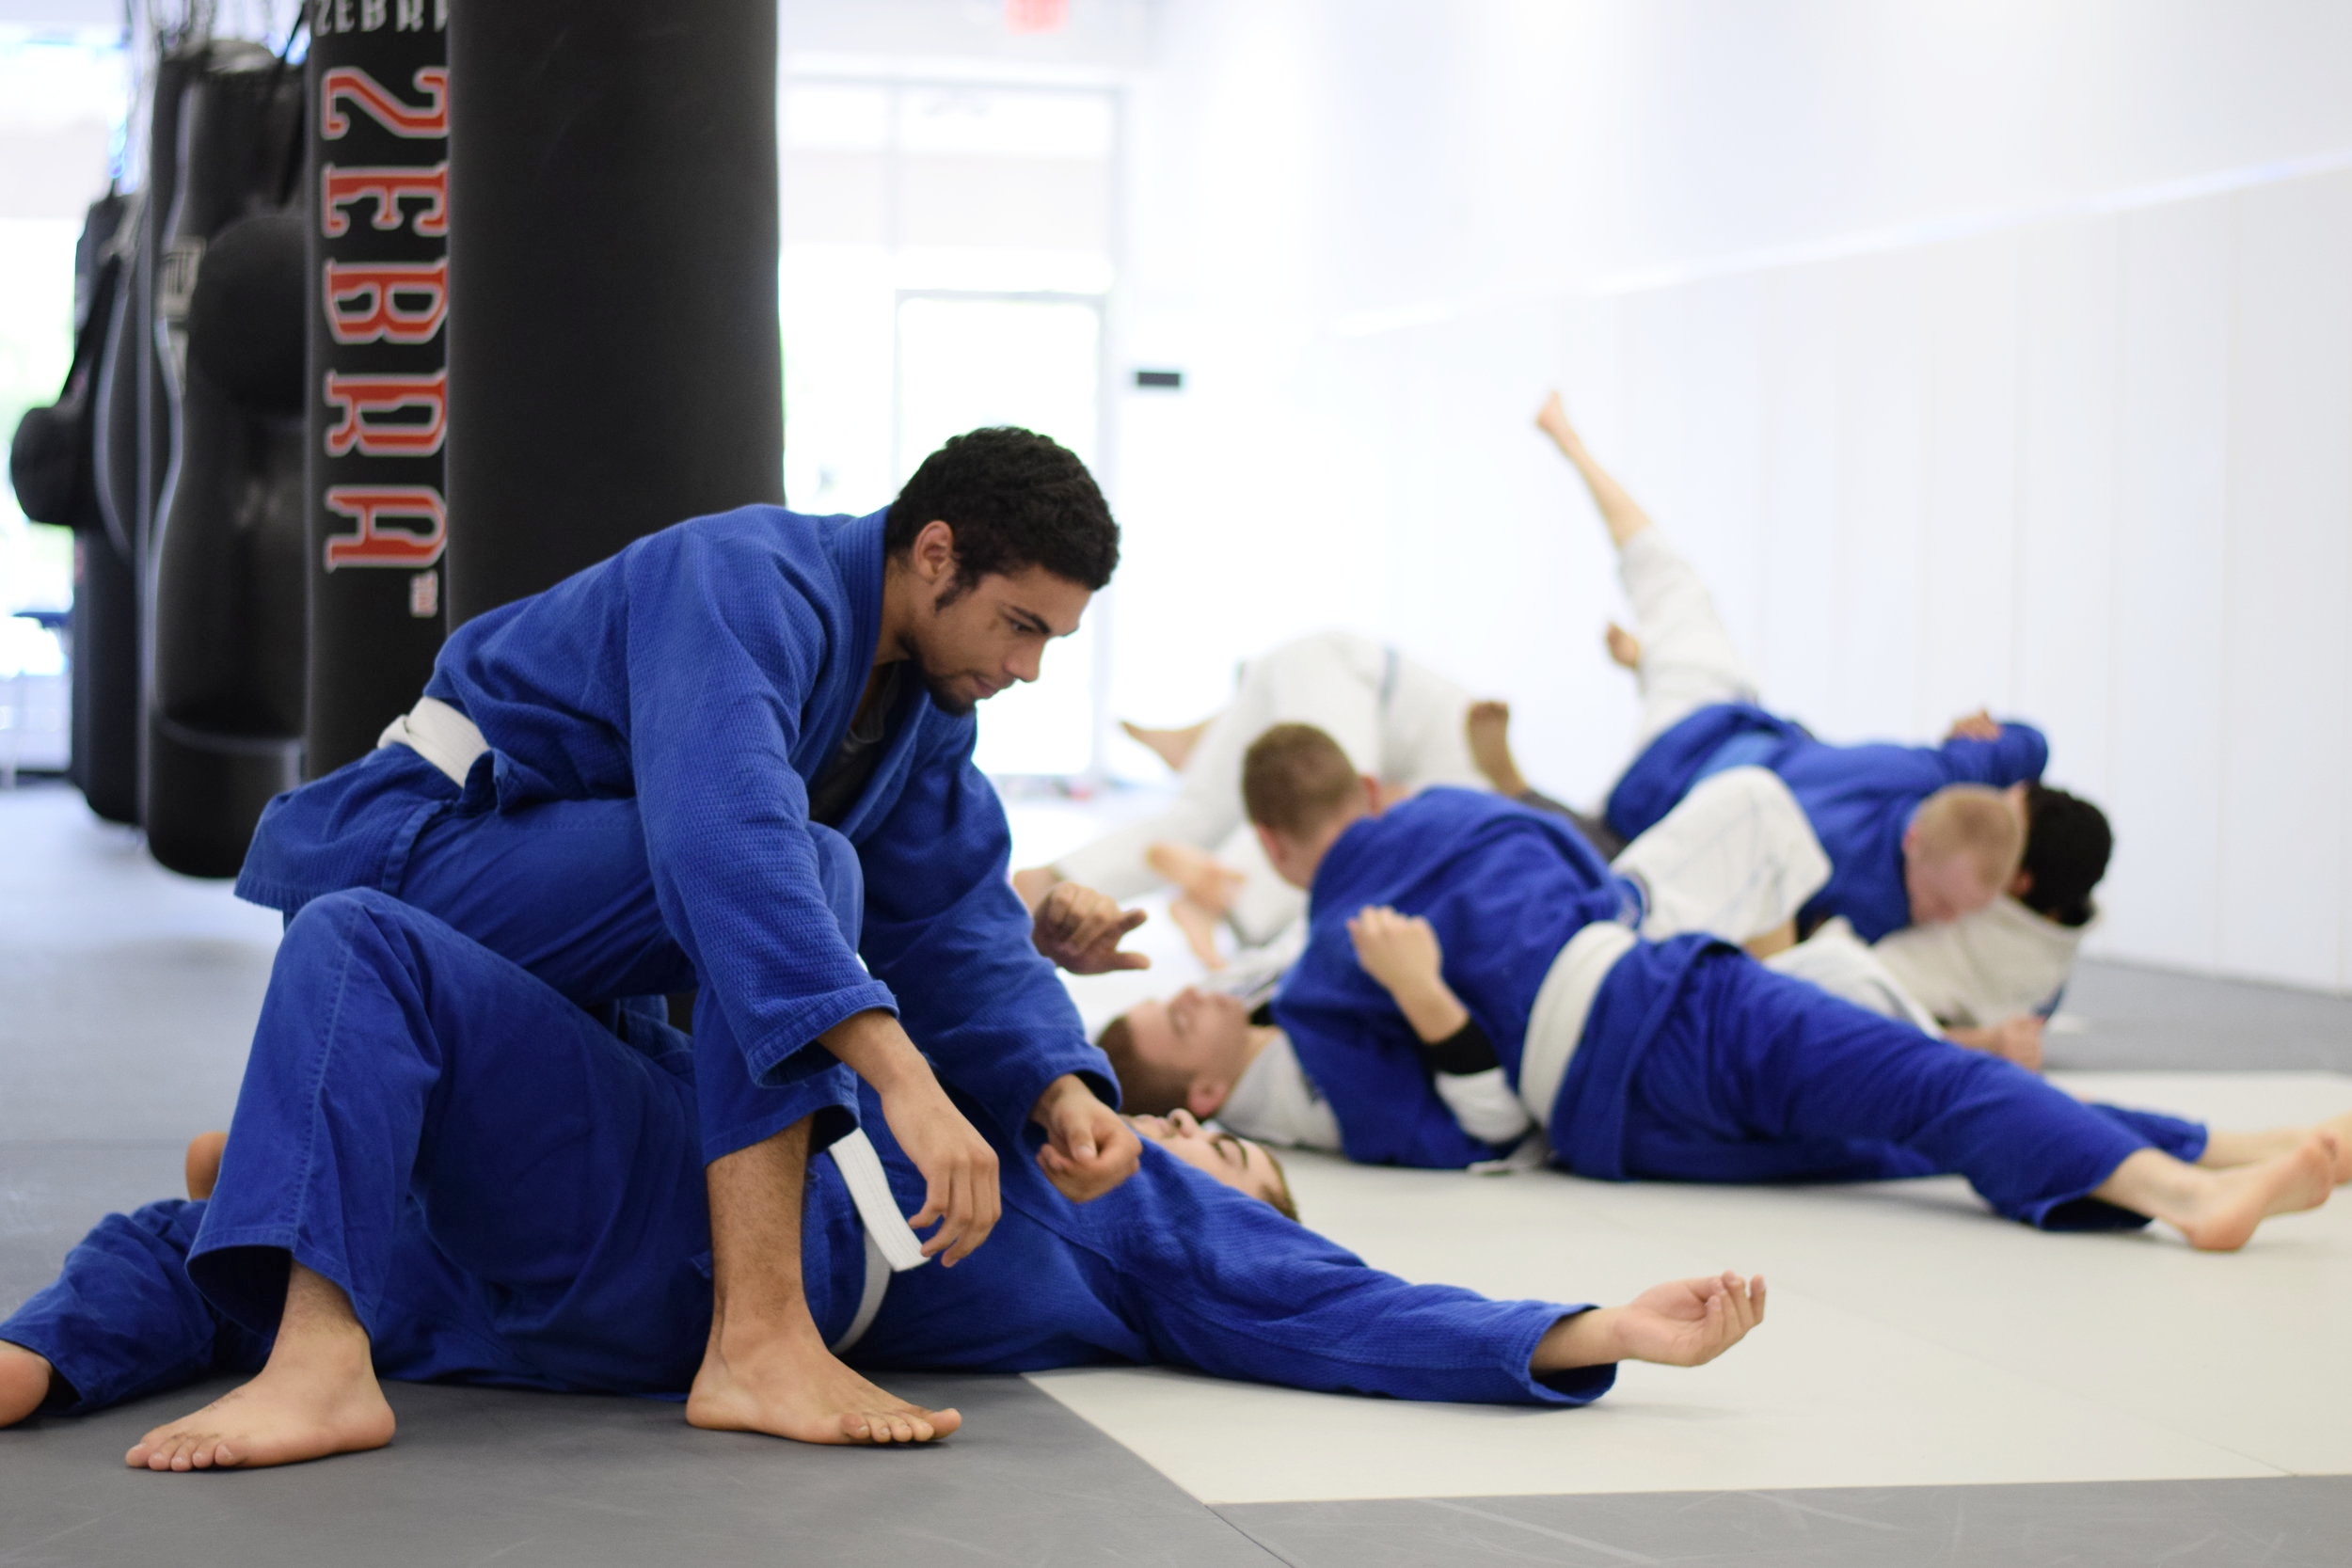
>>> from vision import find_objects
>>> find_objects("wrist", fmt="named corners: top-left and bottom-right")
top-left (1530, 1307), bottom-right (1620, 1373)
top-left (1395, 977), bottom-right (1470, 1042)
top-left (823, 1011), bottom-right (931, 1094)
top-left (1029, 1071), bottom-right (1093, 1125)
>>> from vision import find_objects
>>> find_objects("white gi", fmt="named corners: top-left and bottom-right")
top-left (1056, 630), bottom-right (1486, 946)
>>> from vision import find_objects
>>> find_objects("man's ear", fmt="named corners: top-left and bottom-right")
top-left (908, 518), bottom-right (958, 586)
top-left (1899, 820), bottom-right (1918, 860)
top-left (1363, 774), bottom-right (1392, 814)
top-left (2008, 868), bottom-right (2034, 898)
top-left (1187, 1077), bottom-right (1230, 1119)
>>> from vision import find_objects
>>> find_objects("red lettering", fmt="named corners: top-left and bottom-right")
top-left (322, 163), bottom-right (449, 238)
top-left (323, 259), bottom-right (447, 344)
top-left (320, 65), bottom-right (450, 139)
top-left (323, 486), bottom-right (447, 570)
top-left (323, 371), bottom-right (448, 456)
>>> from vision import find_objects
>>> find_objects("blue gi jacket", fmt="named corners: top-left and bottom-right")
top-left (1605, 703), bottom-right (2049, 941)
top-left (235, 506), bottom-right (1104, 1140)
top-left (1270, 790), bottom-right (1640, 1168)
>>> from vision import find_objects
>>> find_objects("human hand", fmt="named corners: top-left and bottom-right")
top-left (1535, 1272), bottom-right (1768, 1371)
top-left (1032, 881), bottom-right (1151, 974)
top-left (1347, 906), bottom-right (1445, 996)
top-left (874, 1068), bottom-right (1001, 1266)
top-left (1946, 708), bottom-right (2002, 742)
top-left (1011, 865), bottom-right (1062, 913)
top-left (1032, 1074), bottom-right (1143, 1202)
top-left (1955, 1015), bottom-right (2044, 1072)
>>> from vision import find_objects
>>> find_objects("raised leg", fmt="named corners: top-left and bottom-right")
top-left (124, 1263), bottom-right (392, 1472)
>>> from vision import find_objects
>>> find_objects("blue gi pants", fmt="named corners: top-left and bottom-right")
top-left (189, 890), bottom-right (865, 1374)
top-left (3, 891), bottom-right (871, 1409)
top-left (1614, 946), bottom-right (2205, 1228)
top-left (377, 771), bottom-right (864, 1164)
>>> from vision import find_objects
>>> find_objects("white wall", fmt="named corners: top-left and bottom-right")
top-left (1113, 0), bottom-right (2352, 990)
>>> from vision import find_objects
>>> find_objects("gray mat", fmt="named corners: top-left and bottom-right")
top-left (0, 1375), bottom-right (1280, 1567)
top-left (2053, 958), bottom-right (2352, 1073)
top-left (1219, 1478), bottom-right (2352, 1567)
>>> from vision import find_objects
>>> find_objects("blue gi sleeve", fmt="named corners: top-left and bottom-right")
top-left (1111, 1158), bottom-right (1613, 1406)
top-left (1275, 984), bottom-right (1506, 1170)
top-left (857, 715), bottom-right (1117, 1137)
top-left (620, 529), bottom-right (899, 1086)
top-left (1932, 721), bottom-right (2048, 787)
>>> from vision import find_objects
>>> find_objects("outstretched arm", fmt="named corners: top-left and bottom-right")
top-left (1537, 391), bottom-right (1654, 549)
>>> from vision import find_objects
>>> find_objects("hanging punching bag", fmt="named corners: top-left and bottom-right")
top-left (6, 192), bottom-right (139, 820)
top-left (143, 44), bottom-right (310, 878)
top-left (303, 7), bottom-right (449, 779)
top-left (444, 0), bottom-right (783, 625)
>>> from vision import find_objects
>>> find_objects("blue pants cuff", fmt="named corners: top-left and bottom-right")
top-left (699, 1060), bottom-right (860, 1166)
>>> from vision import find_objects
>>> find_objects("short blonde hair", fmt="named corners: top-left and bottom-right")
top-left (1912, 784), bottom-right (2026, 891)
top-left (1241, 723), bottom-right (1359, 837)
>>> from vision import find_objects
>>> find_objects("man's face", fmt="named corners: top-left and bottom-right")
top-left (1124, 987), bottom-right (1254, 1101)
top-left (1903, 848), bottom-right (1999, 926)
top-left (910, 564), bottom-right (1091, 717)
top-left (1128, 1108), bottom-right (1283, 1208)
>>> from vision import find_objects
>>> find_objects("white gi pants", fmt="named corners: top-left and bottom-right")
top-left (1618, 528), bottom-right (1762, 753)
top-left (1056, 630), bottom-right (1485, 945)
top-left (1617, 767), bottom-right (1830, 947)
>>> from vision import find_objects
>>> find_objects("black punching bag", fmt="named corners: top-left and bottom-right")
top-left (444, 0), bottom-right (783, 626)
top-left (6, 192), bottom-right (139, 820)
top-left (143, 44), bottom-right (310, 877)
top-left (304, 9), bottom-right (450, 779)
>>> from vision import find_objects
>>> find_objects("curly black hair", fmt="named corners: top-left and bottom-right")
top-left (2019, 783), bottom-right (2111, 927)
top-left (886, 427), bottom-right (1119, 595)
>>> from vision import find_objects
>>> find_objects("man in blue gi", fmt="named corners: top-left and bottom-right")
top-left (0, 891), bottom-right (1766, 1470)
top-left (1532, 393), bottom-right (2110, 952)
top-left (232, 427), bottom-right (1144, 1445)
top-left (1131, 724), bottom-right (2346, 1252)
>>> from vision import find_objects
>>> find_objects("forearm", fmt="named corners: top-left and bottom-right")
top-left (1529, 1307), bottom-right (1619, 1372)
top-left (1384, 974), bottom-right (1472, 1044)
top-left (819, 1008), bottom-right (934, 1093)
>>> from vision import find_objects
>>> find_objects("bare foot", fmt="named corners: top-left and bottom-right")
top-left (124, 1336), bottom-right (393, 1471)
top-left (1120, 716), bottom-right (1216, 775)
top-left (1605, 622), bottom-right (1643, 671)
top-left (1167, 894), bottom-right (1229, 971)
top-left (687, 1330), bottom-right (960, 1446)
top-left (0, 1341), bottom-right (55, 1427)
top-left (1145, 842), bottom-right (1245, 915)
top-left (2201, 1113), bottom-right (2352, 1184)
top-left (185, 1131), bottom-right (228, 1200)
top-left (1465, 700), bottom-right (1527, 798)
top-left (2172, 1134), bottom-right (2337, 1252)
top-left (1534, 390), bottom-right (1579, 454)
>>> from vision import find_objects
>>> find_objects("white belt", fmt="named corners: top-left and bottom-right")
top-left (377, 695), bottom-right (489, 787)
top-left (822, 1128), bottom-right (930, 1354)
top-left (1515, 921), bottom-right (1640, 1131)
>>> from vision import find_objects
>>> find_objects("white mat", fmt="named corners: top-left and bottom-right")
top-left (1028, 1070), bottom-right (2352, 1504)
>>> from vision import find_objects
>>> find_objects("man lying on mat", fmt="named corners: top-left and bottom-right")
top-left (1104, 723), bottom-right (2346, 1252)
top-left (0, 890), bottom-right (1764, 1470)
